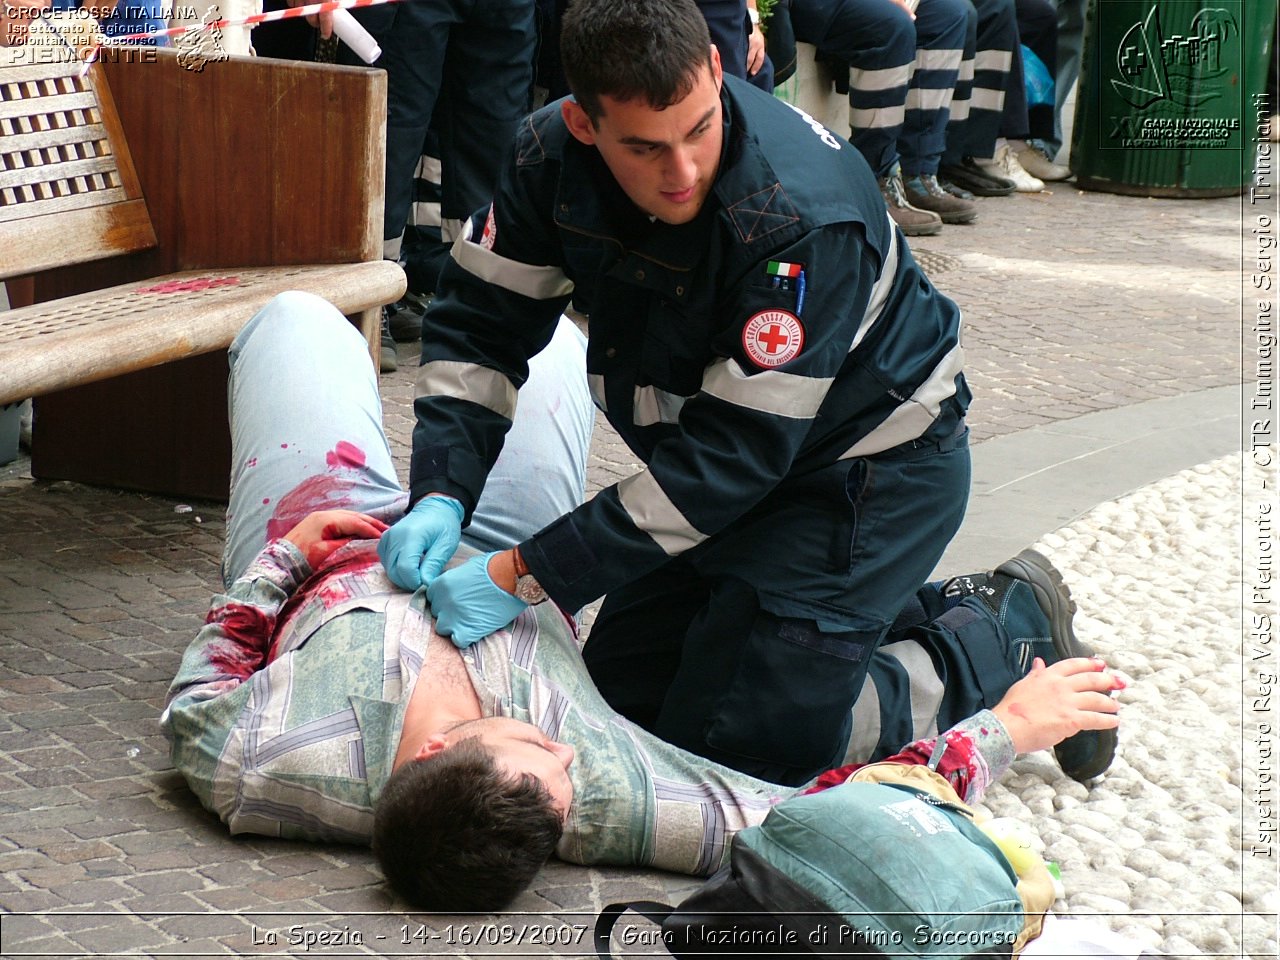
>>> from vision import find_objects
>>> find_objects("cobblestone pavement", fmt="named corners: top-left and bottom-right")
top-left (0, 183), bottom-right (1248, 957)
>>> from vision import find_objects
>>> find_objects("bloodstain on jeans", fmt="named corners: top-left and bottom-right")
top-left (264, 442), bottom-right (369, 541)
top-left (265, 476), bottom-right (358, 542)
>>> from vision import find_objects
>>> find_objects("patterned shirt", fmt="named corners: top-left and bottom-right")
top-left (162, 539), bottom-right (1013, 872)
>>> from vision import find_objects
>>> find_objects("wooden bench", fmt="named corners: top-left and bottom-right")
top-left (1, 33), bottom-right (405, 499)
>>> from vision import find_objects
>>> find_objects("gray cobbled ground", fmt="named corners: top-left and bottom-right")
top-left (0, 182), bottom-right (1265, 957)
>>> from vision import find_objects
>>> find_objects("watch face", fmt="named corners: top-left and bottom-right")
top-left (515, 575), bottom-right (547, 605)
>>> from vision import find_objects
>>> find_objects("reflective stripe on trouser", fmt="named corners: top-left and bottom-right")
top-left (788, 0), bottom-right (917, 178)
top-left (400, 127), bottom-right (449, 294)
top-left (899, 0), bottom-right (969, 175)
top-left (842, 588), bottom-right (1027, 764)
top-left (222, 293), bottom-right (591, 585)
top-left (943, 0), bottom-right (1019, 161)
top-left (582, 425), bottom-right (982, 787)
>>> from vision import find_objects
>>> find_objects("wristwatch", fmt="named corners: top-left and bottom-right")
top-left (747, 6), bottom-right (760, 25)
top-left (512, 549), bottom-right (547, 605)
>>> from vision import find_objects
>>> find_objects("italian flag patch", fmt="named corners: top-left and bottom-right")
top-left (766, 260), bottom-right (803, 278)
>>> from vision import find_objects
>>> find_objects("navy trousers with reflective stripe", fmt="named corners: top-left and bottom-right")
top-left (850, 588), bottom-right (1025, 763)
top-left (583, 428), bottom-right (1022, 786)
top-left (901, 0), bottom-right (969, 176)
top-left (943, 0), bottom-right (1020, 162)
top-left (790, 0), bottom-right (967, 178)
top-left (349, 0), bottom-right (536, 249)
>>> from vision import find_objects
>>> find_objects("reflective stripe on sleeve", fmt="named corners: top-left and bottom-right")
top-left (415, 360), bottom-right (518, 421)
top-left (633, 384), bottom-right (689, 426)
top-left (840, 341), bottom-right (964, 458)
top-left (848, 218), bottom-right (900, 354)
top-left (588, 374), bottom-right (608, 412)
top-left (617, 470), bottom-right (708, 556)
top-left (700, 359), bottom-right (831, 420)
top-left (449, 219), bottom-right (574, 301)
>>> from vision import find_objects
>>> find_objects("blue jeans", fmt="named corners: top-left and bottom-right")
top-left (221, 292), bottom-right (592, 585)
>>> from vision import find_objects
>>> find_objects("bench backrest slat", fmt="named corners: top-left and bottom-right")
top-left (0, 43), bottom-right (157, 279)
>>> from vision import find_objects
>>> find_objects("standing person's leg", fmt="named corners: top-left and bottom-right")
top-left (377, 0), bottom-right (453, 260)
top-left (900, 0), bottom-right (968, 177)
top-left (791, 0), bottom-right (941, 235)
top-left (1012, 0), bottom-right (1058, 143)
top-left (790, 0), bottom-right (916, 180)
top-left (696, 0), bottom-right (751, 81)
top-left (1046, 0), bottom-right (1085, 159)
top-left (1006, 0), bottom-right (1071, 180)
top-left (940, 0), bottom-right (1021, 194)
top-left (996, 22), bottom-right (1028, 142)
top-left (965, 0), bottom-right (1019, 153)
top-left (984, 19), bottom-right (1049, 193)
top-left (899, 0), bottom-right (977, 222)
top-left (433, 0), bottom-right (535, 258)
top-left (224, 292), bottom-right (407, 586)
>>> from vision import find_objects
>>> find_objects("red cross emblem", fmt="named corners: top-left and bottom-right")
top-left (480, 204), bottom-right (497, 250)
top-left (742, 309), bottom-right (805, 368)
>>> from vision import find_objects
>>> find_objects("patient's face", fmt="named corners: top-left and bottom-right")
top-left (452, 717), bottom-right (575, 819)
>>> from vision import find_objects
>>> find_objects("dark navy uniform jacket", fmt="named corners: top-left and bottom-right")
top-left (411, 76), bottom-right (970, 614)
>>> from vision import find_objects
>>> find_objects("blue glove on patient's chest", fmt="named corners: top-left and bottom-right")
top-left (426, 551), bottom-right (529, 649)
top-left (377, 494), bottom-right (465, 591)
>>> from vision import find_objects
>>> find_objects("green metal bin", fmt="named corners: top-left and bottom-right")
top-left (1070, 0), bottom-right (1276, 197)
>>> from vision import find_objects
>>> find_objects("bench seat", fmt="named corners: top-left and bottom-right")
top-left (1, 262), bottom-right (405, 406)
top-left (3, 28), bottom-right (403, 499)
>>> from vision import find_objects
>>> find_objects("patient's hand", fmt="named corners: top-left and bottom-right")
top-left (283, 510), bottom-right (388, 571)
top-left (992, 657), bottom-right (1123, 756)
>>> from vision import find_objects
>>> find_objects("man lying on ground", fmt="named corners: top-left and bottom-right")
top-left (163, 293), bottom-right (1120, 910)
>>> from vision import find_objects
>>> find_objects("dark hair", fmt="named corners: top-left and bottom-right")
top-left (372, 738), bottom-right (564, 911)
top-left (560, 0), bottom-right (714, 123)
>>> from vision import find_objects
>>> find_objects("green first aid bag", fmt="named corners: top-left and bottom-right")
top-left (595, 780), bottom-right (1025, 959)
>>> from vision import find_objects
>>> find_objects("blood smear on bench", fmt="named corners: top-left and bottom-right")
top-left (135, 276), bottom-right (241, 294)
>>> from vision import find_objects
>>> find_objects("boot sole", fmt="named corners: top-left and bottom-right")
top-left (939, 167), bottom-right (1017, 197)
top-left (996, 548), bottom-right (1118, 781)
top-left (902, 192), bottom-right (978, 225)
top-left (898, 222), bottom-right (943, 236)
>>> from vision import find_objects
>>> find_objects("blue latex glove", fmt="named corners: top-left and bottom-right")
top-left (377, 495), bottom-right (465, 591)
top-left (426, 551), bottom-right (529, 649)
